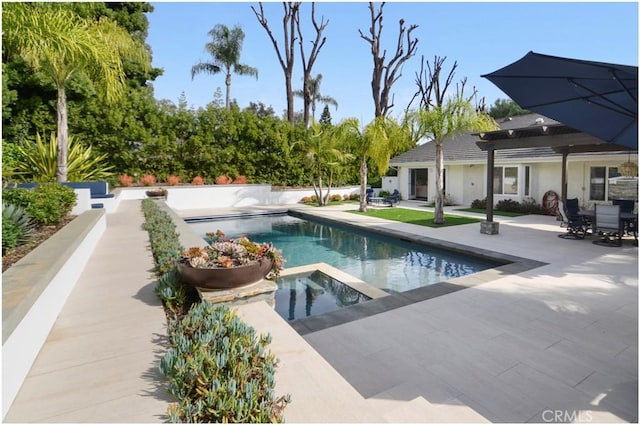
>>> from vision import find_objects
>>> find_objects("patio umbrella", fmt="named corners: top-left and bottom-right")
top-left (482, 51), bottom-right (638, 149)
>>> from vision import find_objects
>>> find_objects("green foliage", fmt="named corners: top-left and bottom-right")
top-left (155, 269), bottom-right (187, 315)
top-left (191, 24), bottom-right (258, 108)
top-left (4, 184), bottom-right (76, 226)
top-left (141, 199), bottom-right (184, 275)
top-left (30, 184), bottom-right (76, 225)
top-left (471, 198), bottom-right (487, 209)
top-left (495, 198), bottom-right (522, 213)
top-left (2, 203), bottom-right (36, 254)
top-left (2, 188), bottom-right (34, 209)
top-left (488, 98), bottom-right (530, 119)
top-left (159, 303), bottom-right (290, 423)
top-left (12, 133), bottom-right (114, 182)
top-left (518, 197), bottom-right (545, 215)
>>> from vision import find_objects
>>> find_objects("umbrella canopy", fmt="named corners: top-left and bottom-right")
top-left (483, 51), bottom-right (638, 150)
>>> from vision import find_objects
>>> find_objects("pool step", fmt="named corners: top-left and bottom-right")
top-left (367, 395), bottom-right (490, 423)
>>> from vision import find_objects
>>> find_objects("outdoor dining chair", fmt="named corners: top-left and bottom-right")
top-left (557, 199), bottom-right (589, 239)
top-left (592, 204), bottom-right (623, 247)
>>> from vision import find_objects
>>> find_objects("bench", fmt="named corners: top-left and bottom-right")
top-left (14, 181), bottom-right (114, 209)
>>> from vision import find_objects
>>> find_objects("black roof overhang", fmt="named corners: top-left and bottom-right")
top-left (474, 124), bottom-right (636, 154)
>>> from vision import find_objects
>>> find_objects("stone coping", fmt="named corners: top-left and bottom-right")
top-left (2, 209), bottom-right (105, 344)
top-left (154, 200), bottom-right (207, 249)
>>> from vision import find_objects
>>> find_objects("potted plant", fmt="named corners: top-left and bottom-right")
top-left (177, 230), bottom-right (285, 290)
top-left (145, 187), bottom-right (168, 198)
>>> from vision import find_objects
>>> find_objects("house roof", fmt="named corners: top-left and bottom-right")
top-left (389, 113), bottom-right (625, 165)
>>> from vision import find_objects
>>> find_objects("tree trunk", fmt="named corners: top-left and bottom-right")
top-left (225, 72), bottom-right (232, 109)
top-left (434, 140), bottom-right (445, 224)
top-left (56, 86), bottom-right (68, 183)
top-left (359, 156), bottom-right (368, 212)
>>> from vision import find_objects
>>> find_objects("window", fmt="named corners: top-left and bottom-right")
top-left (493, 166), bottom-right (519, 195)
top-left (590, 166), bottom-right (620, 201)
top-left (524, 166), bottom-right (530, 196)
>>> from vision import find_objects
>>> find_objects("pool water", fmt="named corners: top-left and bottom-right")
top-left (275, 270), bottom-right (371, 321)
top-left (189, 214), bottom-right (499, 294)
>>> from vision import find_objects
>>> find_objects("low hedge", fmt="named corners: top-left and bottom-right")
top-left (140, 199), bottom-right (290, 423)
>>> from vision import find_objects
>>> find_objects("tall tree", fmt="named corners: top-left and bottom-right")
top-left (359, 2), bottom-right (418, 118)
top-left (252, 2), bottom-right (300, 125)
top-left (2, 3), bottom-right (150, 182)
top-left (191, 24), bottom-right (258, 109)
top-left (406, 55), bottom-right (497, 224)
top-left (294, 4), bottom-right (329, 128)
top-left (294, 73), bottom-right (338, 123)
top-left (319, 104), bottom-right (333, 126)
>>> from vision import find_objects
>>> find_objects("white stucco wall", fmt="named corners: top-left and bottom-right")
top-left (462, 165), bottom-right (485, 204)
top-left (395, 153), bottom-right (637, 207)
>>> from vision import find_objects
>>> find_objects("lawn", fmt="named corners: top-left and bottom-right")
top-left (349, 207), bottom-right (483, 227)
top-left (456, 208), bottom-right (526, 217)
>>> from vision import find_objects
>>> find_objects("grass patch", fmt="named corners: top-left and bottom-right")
top-left (456, 208), bottom-right (525, 217)
top-left (349, 207), bottom-right (483, 227)
top-left (302, 200), bottom-right (359, 207)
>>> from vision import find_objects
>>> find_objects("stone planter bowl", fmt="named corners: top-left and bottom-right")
top-left (177, 259), bottom-right (273, 290)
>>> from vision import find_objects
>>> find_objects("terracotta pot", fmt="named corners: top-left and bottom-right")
top-left (177, 259), bottom-right (272, 290)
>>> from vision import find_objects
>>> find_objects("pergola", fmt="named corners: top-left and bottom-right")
top-left (474, 123), bottom-right (636, 234)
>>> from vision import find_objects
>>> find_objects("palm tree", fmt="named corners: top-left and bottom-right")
top-left (191, 24), bottom-right (258, 109)
top-left (337, 116), bottom-right (407, 212)
top-left (2, 3), bottom-right (150, 182)
top-left (303, 121), bottom-right (353, 205)
top-left (294, 74), bottom-right (338, 123)
top-left (406, 96), bottom-right (497, 224)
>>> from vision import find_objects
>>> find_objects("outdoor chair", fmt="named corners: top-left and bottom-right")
top-left (613, 199), bottom-right (637, 237)
top-left (384, 189), bottom-right (400, 206)
top-left (365, 188), bottom-right (374, 204)
top-left (557, 199), bottom-right (588, 239)
top-left (592, 204), bottom-right (623, 247)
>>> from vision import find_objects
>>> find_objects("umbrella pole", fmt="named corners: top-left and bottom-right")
top-left (561, 151), bottom-right (568, 202)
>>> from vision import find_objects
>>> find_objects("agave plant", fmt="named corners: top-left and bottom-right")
top-left (2, 203), bottom-right (36, 254)
top-left (13, 133), bottom-right (114, 182)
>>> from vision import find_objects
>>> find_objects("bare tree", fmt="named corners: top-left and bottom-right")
top-left (252, 2), bottom-right (300, 125)
top-left (295, 3), bottom-right (329, 128)
top-left (408, 55), bottom-right (484, 112)
top-left (359, 2), bottom-right (418, 118)
top-left (406, 55), bottom-right (497, 224)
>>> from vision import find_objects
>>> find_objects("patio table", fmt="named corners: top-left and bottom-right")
top-left (579, 209), bottom-right (638, 244)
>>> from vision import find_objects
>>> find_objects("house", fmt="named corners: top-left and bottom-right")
top-left (388, 113), bottom-right (638, 208)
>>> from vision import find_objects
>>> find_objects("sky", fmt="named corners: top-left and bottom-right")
top-left (146, 1), bottom-right (638, 124)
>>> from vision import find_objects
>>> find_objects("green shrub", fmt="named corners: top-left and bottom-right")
top-left (470, 198), bottom-right (487, 209)
top-left (3, 188), bottom-right (35, 209)
top-left (518, 197), bottom-right (545, 215)
top-left (329, 194), bottom-right (342, 202)
top-left (2, 203), bottom-right (36, 254)
top-left (30, 184), bottom-right (76, 225)
top-left (4, 184), bottom-right (75, 226)
top-left (495, 198), bottom-right (521, 213)
top-left (159, 303), bottom-right (290, 423)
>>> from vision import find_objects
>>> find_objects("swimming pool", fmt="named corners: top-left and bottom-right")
top-left (188, 213), bottom-right (500, 294)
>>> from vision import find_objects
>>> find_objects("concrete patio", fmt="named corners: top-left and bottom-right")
top-left (4, 200), bottom-right (637, 422)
